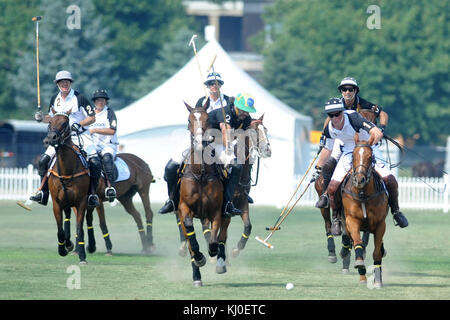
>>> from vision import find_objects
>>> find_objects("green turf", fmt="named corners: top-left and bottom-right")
top-left (0, 200), bottom-right (449, 300)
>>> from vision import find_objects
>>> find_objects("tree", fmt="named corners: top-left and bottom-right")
top-left (11, 0), bottom-right (118, 115)
top-left (258, 0), bottom-right (449, 145)
top-left (0, 0), bottom-right (39, 119)
top-left (92, 0), bottom-right (189, 108)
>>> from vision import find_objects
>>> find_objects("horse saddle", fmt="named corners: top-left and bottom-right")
top-left (112, 156), bottom-right (130, 182)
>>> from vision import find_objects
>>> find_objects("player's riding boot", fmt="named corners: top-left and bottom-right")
top-left (223, 162), bottom-right (243, 217)
top-left (29, 154), bottom-right (51, 206)
top-left (247, 195), bottom-right (254, 204)
top-left (383, 175), bottom-right (408, 228)
top-left (327, 180), bottom-right (342, 236)
top-left (315, 158), bottom-right (336, 208)
top-left (88, 156), bottom-right (101, 208)
top-left (159, 159), bottom-right (180, 214)
top-left (103, 153), bottom-right (117, 202)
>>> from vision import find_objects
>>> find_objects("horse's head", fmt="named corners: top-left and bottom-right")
top-left (249, 114), bottom-right (271, 158)
top-left (45, 108), bottom-right (72, 148)
top-left (185, 98), bottom-right (209, 153)
top-left (351, 133), bottom-right (374, 189)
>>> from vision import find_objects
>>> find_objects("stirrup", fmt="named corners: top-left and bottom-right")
top-left (159, 199), bottom-right (174, 214)
top-left (223, 202), bottom-right (242, 217)
top-left (88, 194), bottom-right (100, 208)
top-left (105, 187), bottom-right (116, 202)
top-left (331, 218), bottom-right (342, 236)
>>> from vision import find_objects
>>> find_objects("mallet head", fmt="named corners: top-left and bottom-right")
top-left (32, 16), bottom-right (43, 22)
top-left (189, 34), bottom-right (198, 47)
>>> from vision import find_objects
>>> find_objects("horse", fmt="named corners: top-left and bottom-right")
top-left (313, 108), bottom-right (376, 269)
top-left (177, 100), bottom-right (231, 286)
top-left (45, 111), bottom-right (91, 264)
top-left (231, 115), bottom-right (271, 258)
top-left (82, 152), bottom-right (156, 255)
top-left (340, 134), bottom-right (389, 288)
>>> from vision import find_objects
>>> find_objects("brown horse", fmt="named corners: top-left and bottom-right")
top-left (341, 134), bottom-right (389, 288)
top-left (314, 108), bottom-right (376, 269)
top-left (231, 115), bottom-right (271, 258)
top-left (45, 111), bottom-right (90, 263)
top-left (82, 153), bottom-right (156, 255)
top-left (178, 100), bottom-right (230, 286)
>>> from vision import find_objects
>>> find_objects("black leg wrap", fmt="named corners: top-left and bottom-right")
top-left (218, 242), bottom-right (226, 260)
top-left (354, 244), bottom-right (364, 259)
top-left (321, 157), bottom-right (337, 192)
top-left (327, 233), bottom-right (336, 253)
top-left (358, 267), bottom-right (366, 275)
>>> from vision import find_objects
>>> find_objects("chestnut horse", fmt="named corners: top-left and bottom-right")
top-left (178, 100), bottom-right (230, 286)
top-left (45, 112), bottom-right (91, 263)
top-left (314, 108), bottom-right (376, 269)
top-left (341, 134), bottom-right (389, 288)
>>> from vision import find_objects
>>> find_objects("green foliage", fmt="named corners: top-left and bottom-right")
top-left (92, 0), bottom-right (188, 107)
top-left (11, 0), bottom-right (117, 112)
top-left (258, 0), bottom-right (449, 145)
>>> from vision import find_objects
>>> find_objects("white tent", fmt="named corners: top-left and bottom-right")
top-left (116, 39), bottom-right (312, 206)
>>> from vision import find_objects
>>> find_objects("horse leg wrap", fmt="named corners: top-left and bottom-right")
top-left (103, 232), bottom-right (113, 251)
top-left (358, 266), bottom-right (366, 276)
top-left (191, 259), bottom-right (201, 282)
top-left (327, 233), bottom-right (336, 253)
top-left (185, 225), bottom-right (200, 255)
top-left (238, 224), bottom-right (252, 250)
top-left (202, 225), bottom-right (211, 245)
top-left (354, 244), bottom-right (364, 259)
top-left (373, 262), bottom-right (382, 286)
top-left (146, 223), bottom-right (153, 246)
top-left (87, 226), bottom-right (96, 253)
top-left (218, 242), bottom-right (226, 260)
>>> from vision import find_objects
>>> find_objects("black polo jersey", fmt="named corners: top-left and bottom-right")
top-left (208, 104), bottom-right (252, 130)
top-left (344, 95), bottom-right (382, 114)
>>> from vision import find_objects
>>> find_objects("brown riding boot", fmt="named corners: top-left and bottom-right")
top-left (327, 180), bottom-right (342, 236)
top-left (383, 175), bottom-right (408, 228)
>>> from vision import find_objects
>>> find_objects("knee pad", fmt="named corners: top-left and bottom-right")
top-left (164, 159), bottom-right (180, 181)
top-left (38, 154), bottom-right (51, 177)
top-left (322, 157), bottom-right (337, 180)
top-left (89, 157), bottom-right (102, 178)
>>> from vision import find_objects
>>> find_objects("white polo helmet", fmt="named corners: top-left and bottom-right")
top-left (337, 77), bottom-right (359, 92)
top-left (204, 72), bottom-right (224, 85)
top-left (54, 70), bottom-right (73, 83)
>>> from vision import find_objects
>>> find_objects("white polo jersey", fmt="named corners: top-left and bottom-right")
top-left (48, 89), bottom-right (95, 128)
top-left (89, 106), bottom-right (118, 145)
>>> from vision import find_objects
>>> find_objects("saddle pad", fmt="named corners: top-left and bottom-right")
top-left (115, 156), bottom-right (130, 182)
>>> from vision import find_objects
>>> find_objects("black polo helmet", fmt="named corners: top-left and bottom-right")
top-left (92, 89), bottom-right (109, 101)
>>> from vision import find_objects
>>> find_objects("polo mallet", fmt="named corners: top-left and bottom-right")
top-left (189, 35), bottom-right (209, 99)
top-left (255, 146), bottom-right (323, 249)
top-left (32, 16), bottom-right (43, 114)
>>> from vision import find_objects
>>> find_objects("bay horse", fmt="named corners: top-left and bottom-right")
top-left (82, 152), bottom-right (156, 255)
top-left (45, 111), bottom-right (91, 264)
top-left (178, 100), bottom-right (230, 286)
top-left (341, 134), bottom-right (389, 288)
top-left (231, 115), bottom-right (271, 258)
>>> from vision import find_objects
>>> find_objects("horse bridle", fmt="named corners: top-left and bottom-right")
top-left (249, 122), bottom-right (270, 158)
top-left (48, 112), bottom-right (71, 147)
top-left (351, 143), bottom-right (374, 188)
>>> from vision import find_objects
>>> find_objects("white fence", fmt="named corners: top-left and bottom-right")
top-left (1, 165), bottom-right (448, 212)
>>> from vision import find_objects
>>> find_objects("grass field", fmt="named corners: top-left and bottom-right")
top-left (0, 200), bottom-right (449, 301)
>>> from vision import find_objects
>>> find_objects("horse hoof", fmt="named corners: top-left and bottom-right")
top-left (342, 256), bottom-right (351, 270)
top-left (328, 254), bottom-right (337, 264)
top-left (193, 280), bottom-right (203, 287)
top-left (342, 268), bottom-right (350, 274)
top-left (79, 260), bottom-right (88, 265)
top-left (359, 279), bottom-right (367, 285)
top-left (87, 246), bottom-right (96, 254)
top-left (58, 246), bottom-right (68, 257)
top-left (178, 241), bottom-right (187, 257)
top-left (216, 258), bottom-right (227, 274)
top-left (231, 248), bottom-right (240, 259)
top-left (105, 251), bottom-right (113, 256)
top-left (194, 253), bottom-right (206, 267)
top-left (374, 282), bottom-right (382, 289)
top-left (382, 249), bottom-right (387, 258)
top-left (209, 256), bottom-right (216, 264)
top-left (66, 242), bottom-right (74, 252)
